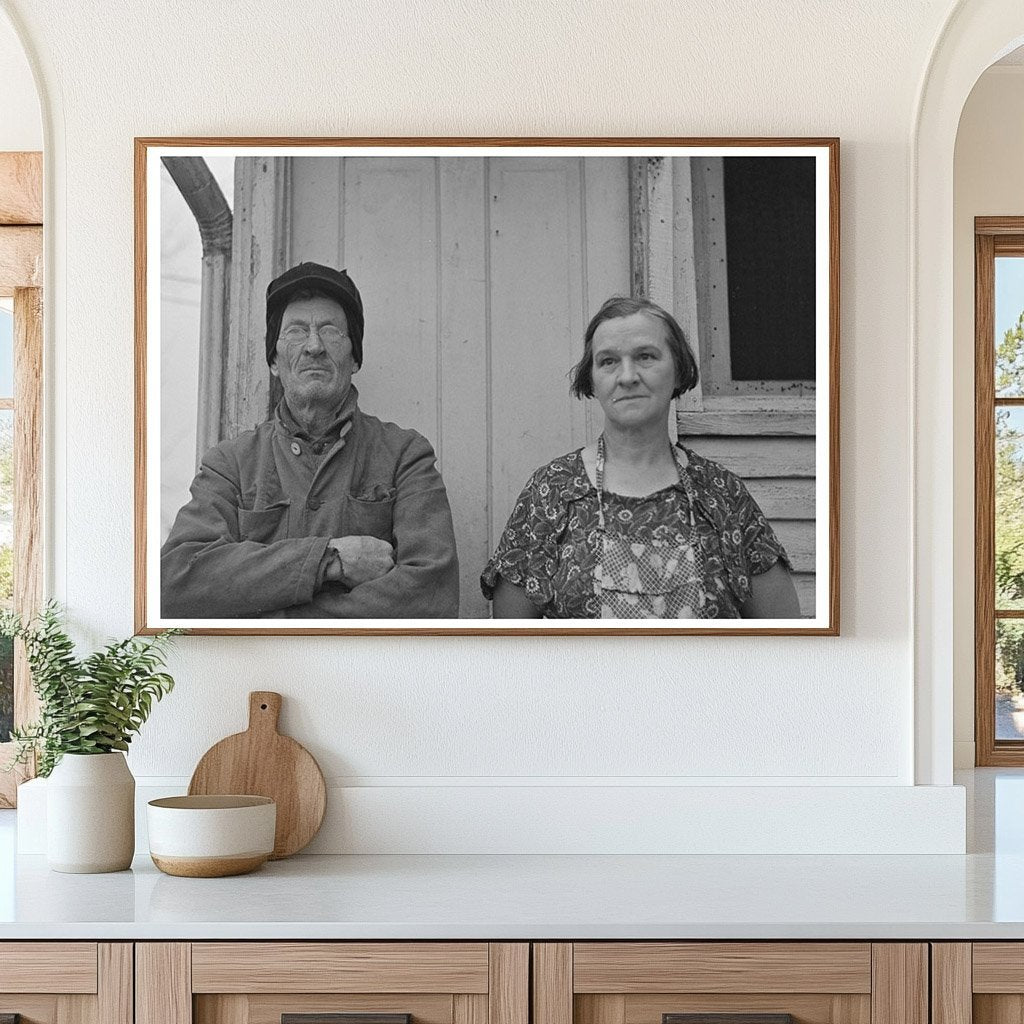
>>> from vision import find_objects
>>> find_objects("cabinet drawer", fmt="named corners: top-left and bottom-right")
top-left (572, 943), bottom-right (872, 994)
top-left (938, 942), bottom-right (1024, 1024)
top-left (0, 943), bottom-right (130, 1024)
top-left (191, 943), bottom-right (490, 993)
top-left (139, 942), bottom-right (528, 1024)
top-left (534, 943), bottom-right (926, 1024)
top-left (0, 942), bottom-right (98, 993)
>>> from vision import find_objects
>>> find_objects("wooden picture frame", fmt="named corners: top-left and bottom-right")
top-left (135, 137), bottom-right (839, 636)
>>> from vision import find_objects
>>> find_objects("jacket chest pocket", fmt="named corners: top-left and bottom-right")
top-left (236, 501), bottom-right (291, 543)
top-left (344, 493), bottom-right (395, 544)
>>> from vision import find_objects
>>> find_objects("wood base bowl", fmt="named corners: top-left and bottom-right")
top-left (147, 795), bottom-right (276, 878)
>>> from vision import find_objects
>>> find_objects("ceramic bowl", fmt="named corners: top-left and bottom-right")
top-left (147, 795), bottom-right (276, 877)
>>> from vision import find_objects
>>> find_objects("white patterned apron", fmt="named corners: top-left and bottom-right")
top-left (594, 435), bottom-right (708, 619)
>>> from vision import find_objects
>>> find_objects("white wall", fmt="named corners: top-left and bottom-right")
top-left (0, 7), bottom-right (38, 152)
top-left (952, 65), bottom-right (1024, 767)
top-left (0, 0), bottom-right (976, 852)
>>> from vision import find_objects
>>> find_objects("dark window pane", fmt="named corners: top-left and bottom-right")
top-left (996, 257), bottom-right (1024, 398)
top-left (997, 620), bottom-right (1024, 740)
top-left (723, 156), bottom-right (816, 382)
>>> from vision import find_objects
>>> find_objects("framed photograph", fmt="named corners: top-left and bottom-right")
top-left (135, 137), bottom-right (839, 635)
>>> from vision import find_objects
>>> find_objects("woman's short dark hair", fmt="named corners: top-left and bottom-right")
top-left (570, 296), bottom-right (699, 400)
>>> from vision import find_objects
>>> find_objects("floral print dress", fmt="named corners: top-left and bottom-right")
top-left (480, 443), bottom-right (790, 619)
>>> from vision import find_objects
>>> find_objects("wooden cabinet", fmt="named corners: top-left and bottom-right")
top-left (135, 944), bottom-right (528, 1024)
top-left (932, 943), bottom-right (1023, 1024)
top-left (532, 943), bottom-right (929, 1024)
top-left (0, 938), bottom-right (951, 1024)
top-left (0, 943), bottom-right (132, 1024)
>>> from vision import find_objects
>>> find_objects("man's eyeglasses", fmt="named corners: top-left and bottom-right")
top-left (279, 324), bottom-right (349, 346)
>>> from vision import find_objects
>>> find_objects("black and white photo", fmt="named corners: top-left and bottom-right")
top-left (136, 139), bottom-right (838, 634)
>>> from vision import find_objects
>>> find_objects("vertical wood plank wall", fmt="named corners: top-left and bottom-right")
top-left (284, 155), bottom-right (630, 616)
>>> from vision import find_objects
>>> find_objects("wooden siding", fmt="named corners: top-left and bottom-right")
top-left (680, 408), bottom-right (817, 617)
top-left (277, 155), bottom-right (630, 617)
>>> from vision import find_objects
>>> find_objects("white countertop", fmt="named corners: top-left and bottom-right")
top-left (1, 768), bottom-right (1022, 941)
top-left (0, 848), bottom-right (1022, 940)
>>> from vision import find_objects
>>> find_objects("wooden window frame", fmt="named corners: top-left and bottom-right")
top-left (0, 151), bottom-right (43, 806)
top-left (975, 216), bottom-right (1024, 765)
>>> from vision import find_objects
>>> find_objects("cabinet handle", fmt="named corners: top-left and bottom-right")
top-left (283, 1015), bottom-right (411, 1024)
top-left (664, 1016), bottom-right (795, 1024)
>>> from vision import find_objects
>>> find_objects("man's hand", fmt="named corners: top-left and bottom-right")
top-left (325, 536), bottom-right (395, 587)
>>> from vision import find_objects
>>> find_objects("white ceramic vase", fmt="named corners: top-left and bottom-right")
top-left (46, 752), bottom-right (135, 873)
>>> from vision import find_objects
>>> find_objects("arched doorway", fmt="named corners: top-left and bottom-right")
top-left (913, 0), bottom-right (1024, 785)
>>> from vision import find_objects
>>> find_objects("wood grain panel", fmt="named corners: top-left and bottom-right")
top-left (0, 226), bottom-right (42, 294)
top-left (98, 944), bottom-right (133, 1024)
top-left (241, 994), bottom-right (453, 1024)
top-left (977, 218), bottom-right (1024, 236)
top-left (623, 993), bottom-right (870, 1024)
top-left (972, 944), bottom-right (1024, 992)
top-left (974, 995), bottom-right (1024, 1024)
top-left (195, 995), bottom-right (249, 1024)
top-left (931, 945), bottom-right (971, 1024)
top-left (831, 995), bottom-right (873, 1024)
top-left (13, 286), bottom-right (43, 732)
top-left (454, 995), bottom-right (487, 1024)
top-left (742, 479), bottom-right (815, 520)
top-left (870, 945), bottom-right (927, 1024)
top-left (682, 437), bottom-right (815, 478)
top-left (0, 943), bottom-right (97, 993)
top-left (57, 992), bottom-right (95, 1024)
top-left (573, 944), bottom-right (871, 994)
top-left (191, 943), bottom-right (489, 994)
top-left (0, 152), bottom-right (42, 224)
top-left (976, 229), bottom-right (998, 766)
top-left (489, 944), bottom-right (528, 1024)
top-left (680, 411), bottom-right (815, 437)
top-left (576, 996), bottom-right (625, 1024)
top-left (136, 943), bottom-right (192, 1024)
top-left (534, 944), bottom-right (572, 1024)
top-left (774, 520), bottom-right (815, 574)
top-left (0, 995), bottom-right (58, 1024)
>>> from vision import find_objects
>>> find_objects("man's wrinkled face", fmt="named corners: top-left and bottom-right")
top-left (271, 295), bottom-right (358, 409)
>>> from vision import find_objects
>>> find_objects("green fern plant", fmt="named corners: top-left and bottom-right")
top-left (0, 602), bottom-right (180, 777)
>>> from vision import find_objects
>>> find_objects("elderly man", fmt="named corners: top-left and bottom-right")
top-left (161, 262), bottom-right (459, 618)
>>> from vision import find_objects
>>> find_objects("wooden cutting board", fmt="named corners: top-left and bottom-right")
top-left (188, 691), bottom-right (327, 859)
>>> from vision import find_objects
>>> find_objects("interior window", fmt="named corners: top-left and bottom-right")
top-left (722, 157), bottom-right (817, 384)
top-left (976, 222), bottom-right (1024, 763)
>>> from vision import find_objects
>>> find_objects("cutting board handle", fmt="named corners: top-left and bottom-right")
top-left (248, 691), bottom-right (282, 734)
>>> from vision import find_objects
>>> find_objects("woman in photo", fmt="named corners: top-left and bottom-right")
top-left (481, 296), bottom-right (801, 620)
